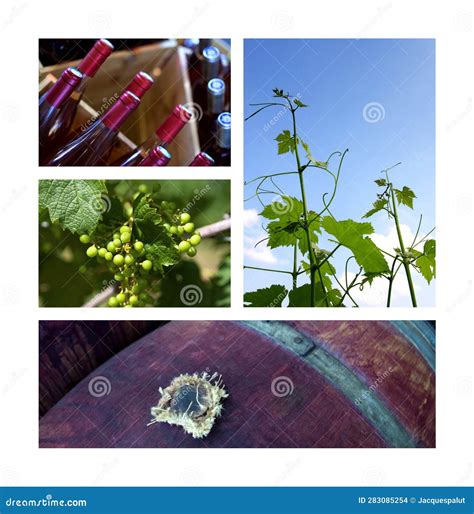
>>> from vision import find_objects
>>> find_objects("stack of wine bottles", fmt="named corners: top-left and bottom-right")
top-left (39, 38), bottom-right (230, 166)
top-left (186, 39), bottom-right (231, 166)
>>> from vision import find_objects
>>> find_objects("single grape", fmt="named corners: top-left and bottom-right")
top-left (120, 232), bottom-right (131, 243)
top-left (134, 241), bottom-right (144, 252)
top-left (178, 240), bottom-right (191, 253)
top-left (108, 297), bottom-right (118, 307)
top-left (124, 254), bottom-right (134, 265)
top-left (86, 245), bottom-right (98, 258)
top-left (129, 294), bottom-right (139, 305)
top-left (138, 184), bottom-right (148, 193)
top-left (124, 304), bottom-right (133, 308)
top-left (141, 260), bottom-right (152, 271)
top-left (113, 254), bottom-right (124, 266)
top-left (177, 226), bottom-right (184, 235)
top-left (189, 233), bottom-right (202, 246)
top-left (98, 248), bottom-right (107, 258)
top-left (180, 212), bottom-right (191, 224)
top-left (120, 225), bottom-right (131, 234)
top-left (183, 222), bottom-right (194, 233)
top-left (105, 252), bottom-right (114, 261)
top-left (116, 292), bottom-right (126, 304)
top-left (79, 234), bottom-right (90, 244)
top-left (107, 241), bottom-right (116, 252)
top-left (113, 232), bottom-right (120, 240)
top-left (114, 273), bottom-right (123, 281)
top-left (160, 200), bottom-right (168, 208)
top-left (187, 246), bottom-right (197, 257)
top-left (169, 226), bottom-right (178, 235)
top-left (113, 238), bottom-right (122, 248)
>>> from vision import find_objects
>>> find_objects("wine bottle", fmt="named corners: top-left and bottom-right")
top-left (138, 146), bottom-right (171, 166)
top-left (192, 46), bottom-right (221, 113)
top-left (188, 38), bottom-right (212, 86)
top-left (112, 104), bottom-right (192, 166)
top-left (45, 39), bottom-right (114, 149)
top-left (39, 67), bottom-right (83, 162)
top-left (189, 152), bottom-right (215, 166)
top-left (125, 71), bottom-right (154, 99)
top-left (198, 78), bottom-right (225, 151)
top-left (209, 112), bottom-right (230, 166)
top-left (46, 91), bottom-right (141, 166)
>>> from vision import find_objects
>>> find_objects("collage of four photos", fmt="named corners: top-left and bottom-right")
top-left (38, 37), bottom-right (435, 449)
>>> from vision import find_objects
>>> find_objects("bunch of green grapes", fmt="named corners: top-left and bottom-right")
top-left (78, 211), bottom-right (202, 307)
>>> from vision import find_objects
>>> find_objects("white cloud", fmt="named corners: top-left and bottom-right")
top-left (243, 209), bottom-right (278, 264)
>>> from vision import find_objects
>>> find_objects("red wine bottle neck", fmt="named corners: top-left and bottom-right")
top-left (155, 105), bottom-right (191, 144)
top-left (102, 91), bottom-right (140, 130)
top-left (45, 67), bottom-right (83, 108)
top-left (78, 39), bottom-right (114, 78)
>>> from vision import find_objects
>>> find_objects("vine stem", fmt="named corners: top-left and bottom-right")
top-left (289, 101), bottom-right (317, 306)
top-left (389, 185), bottom-right (418, 307)
top-left (83, 218), bottom-right (231, 308)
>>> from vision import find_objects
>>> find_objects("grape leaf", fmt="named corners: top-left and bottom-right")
top-left (39, 179), bottom-right (107, 234)
top-left (412, 239), bottom-right (436, 284)
top-left (394, 186), bottom-right (416, 209)
top-left (133, 193), bottom-right (162, 224)
top-left (144, 241), bottom-right (179, 274)
top-left (321, 217), bottom-right (389, 274)
top-left (275, 130), bottom-right (296, 155)
top-left (374, 178), bottom-right (387, 187)
top-left (363, 198), bottom-right (387, 218)
top-left (294, 98), bottom-right (308, 108)
top-left (244, 285), bottom-right (288, 307)
top-left (300, 139), bottom-right (327, 167)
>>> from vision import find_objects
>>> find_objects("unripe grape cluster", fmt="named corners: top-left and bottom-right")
top-left (79, 208), bottom-right (202, 307)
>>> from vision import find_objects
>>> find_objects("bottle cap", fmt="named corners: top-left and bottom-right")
top-left (45, 67), bottom-right (83, 108)
top-left (155, 105), bottom-right (192, 144)
top-left (198, 39), bottom-right (213, 53)
top-left (202, 46), bottom-right (221, 81)
top-left (139, 145), bottom-right (172, 166)
top-left (189, 152), bottom-right (215, 166)
top-left (78, 39), bottom-right (114, 77)
top-left (125, 71), bottom-right (154, 99)
top-left (102, 91), bottom-right (140, 130)
top-left (207, 78), bottom-right (225, 114)
top-left (216, 112), bottom-right (231, 149)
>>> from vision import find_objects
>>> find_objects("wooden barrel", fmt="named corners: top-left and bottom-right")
top-left (39, 320), bottom-right (435, 448)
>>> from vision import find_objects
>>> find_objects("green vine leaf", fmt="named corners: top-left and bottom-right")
top-left (300, 139), bottom-right (327, 167)
top-left (244, 284), bottom-right (288, 307)
top-left (394, 186), bottom-right (416, 209)
top-left (363, 198), bottom-right (388, 218)
top-left (374, 178), bottom-right (387, 187)
top-left (39, 179), bottom-right (107, 235)
top-left (411, 239), bottom-right (436, 284)
top-left (294, 98), bottom-right (308, 108)
top-left (321, 217), bottom-right (389, 274)
top-left (275, 130), bottom-right (296, 155)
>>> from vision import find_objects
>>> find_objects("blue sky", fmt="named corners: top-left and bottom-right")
top-left (244, 39), bottom-right (435, 307)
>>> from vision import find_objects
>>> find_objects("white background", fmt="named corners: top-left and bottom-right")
top-left (0, 0), bottom-right (473, 487)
